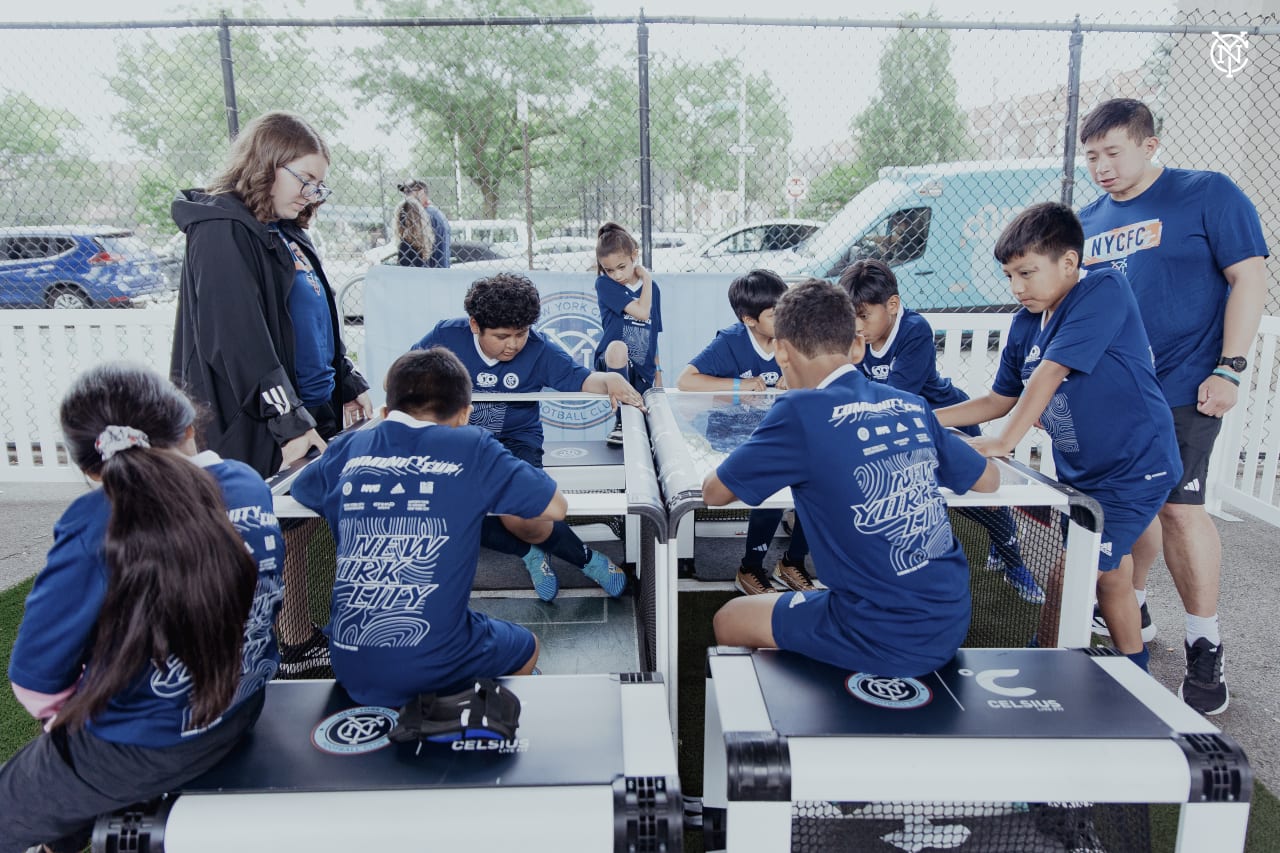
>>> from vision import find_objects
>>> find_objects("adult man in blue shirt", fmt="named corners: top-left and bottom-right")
top-left (1077, 99), bottom-right (1268, 714)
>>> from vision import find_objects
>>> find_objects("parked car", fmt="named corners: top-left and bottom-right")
top-left (672, 220), bottom-right (822, 273)
top-left (0, 226), bottom-right (170, 308)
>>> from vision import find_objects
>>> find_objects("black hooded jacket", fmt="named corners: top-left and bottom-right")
top-left (170, 190), bottom-right (368, 478)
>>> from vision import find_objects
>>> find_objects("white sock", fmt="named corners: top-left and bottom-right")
top-left (1186, 613), bottom-right (1220, 646)
top-left (1134, 588), bottom-right (1147, 608)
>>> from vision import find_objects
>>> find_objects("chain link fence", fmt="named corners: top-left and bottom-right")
top-left (0, 10), bottom-right (1276, 308)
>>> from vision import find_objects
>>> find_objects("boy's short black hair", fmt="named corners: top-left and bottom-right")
top-left (838, 259), bottom-right (899, 309)
top-left (463, 274), bottom-right (542, 331)
top-left (993, 202), bottom-right (1085, 265)
top-left (1079, 98), bottom-right (1157, 145)
top-left (385, 347), bottom-right (471, 421)
top-left (728, 269), bottom-right (788, 321)
top-left (774, 279), bottom-right (855, 358)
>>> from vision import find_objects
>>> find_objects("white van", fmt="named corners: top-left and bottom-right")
top-left (451, 219), bottom-right (535, 257)
top-left (777, 159), bottom-right (1102, 311)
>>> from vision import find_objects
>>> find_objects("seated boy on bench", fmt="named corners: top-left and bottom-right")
top-left (290, 348), bottom-right (566, 706)
top-left (702, 280), bottom-right (1001, 677)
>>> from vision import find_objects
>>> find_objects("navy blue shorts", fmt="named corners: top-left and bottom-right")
top-left (334, 612), bottom-right (536, 707)
top-left (1092, 487), bottom-right (1167, 572)
top-left (770, 588), bottom-right (962, 679)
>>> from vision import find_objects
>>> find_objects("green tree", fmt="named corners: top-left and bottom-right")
top-left (647, 57), bottom-right (792, 226)
top-left (851, 18), bottom-right (974, 172)
top-left (0, 93), bottom-right (101, 225)
top-left (352, 0), bottom-right (596, 220)
top-left (107, 16), bottom-right (345, 187)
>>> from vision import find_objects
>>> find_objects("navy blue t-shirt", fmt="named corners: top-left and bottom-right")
top-left (1078, 168), bottom-right (1268, 408)
top-left (274, 227), bottom-right (335, 407)
top-left (992, 268), bottom-right (1181, 503)
top-left (595, 274), bottom-right (662, 384)
top-left (426, 204), bottom-right (451, 269)
top-left (859, 309), bottom-right (968, 409)
top-left (716, 366), bottom-right (987, 673)
top-left (290, 412), bottom-right (556, 706)
top-left (689, 322), bottom-right (782, 386)
top-left (8, 453), bottom-right (283, 747)
top-left (413, 317), bottom-right (591, 448)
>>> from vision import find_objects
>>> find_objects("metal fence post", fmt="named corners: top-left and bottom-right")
top-left (636, 12), bottom-right (653, 266)
top-left (1060, 15), bottom-right (1083, 207)
top-left (218, 12), bottom-right (240, 141)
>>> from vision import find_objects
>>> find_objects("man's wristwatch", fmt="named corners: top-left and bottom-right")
top-left (1217, 356), bottom-right (1248, 373)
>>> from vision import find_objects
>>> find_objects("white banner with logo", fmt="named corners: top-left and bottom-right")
top-left (363, 266), bottom-right (740, 440)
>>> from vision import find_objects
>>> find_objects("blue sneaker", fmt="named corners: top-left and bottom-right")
top-left (984, 543), bottom-right (1002, 572)
top-left (1003, 564), bottom-right (1046, 605)
top-left (582, 550), bottom-right (627, 597)
top-left (522, 546), bottom-right (558, 602)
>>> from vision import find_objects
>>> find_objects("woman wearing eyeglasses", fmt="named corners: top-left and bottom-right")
top-left (170, 111), bottom-right (371, 673)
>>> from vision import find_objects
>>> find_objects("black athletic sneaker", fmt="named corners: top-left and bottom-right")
top-left (1180, 638), bottom-right (1229, 716)
top-left (606, 425), bottom-right (624, 447)
top-left (1090, 602), bottom-right (1157, 642)
top-left (279, 627), bottom-right (332, 677)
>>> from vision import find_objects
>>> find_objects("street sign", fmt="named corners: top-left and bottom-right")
top-left (785, 174), bottom-right (808, 199)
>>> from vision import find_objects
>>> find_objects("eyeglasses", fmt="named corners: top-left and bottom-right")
top-left (281, 163), bottom-right (333, 203)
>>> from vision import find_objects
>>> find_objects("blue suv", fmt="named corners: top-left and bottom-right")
top-left (0, 226), bottom-right (170, 308)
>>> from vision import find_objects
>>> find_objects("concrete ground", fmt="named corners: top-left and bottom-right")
top-left (1, 479), bottom-right (1276, 793)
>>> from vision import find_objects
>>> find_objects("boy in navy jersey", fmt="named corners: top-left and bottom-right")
top-left (290, 348), bottom-right (568, 706)
top-left (411, 273), bottom-right (642, 601)
top-left (937, 203), bottom-right (1181, 672)
top-left (677, 269), bottom-right (814, 595)
top-left (705, 280), bottom-right (1000, 677)
top-left (1077, 98), bottom-right (1267, 713)
top-left (840, 259), bottom-right (1043, 606)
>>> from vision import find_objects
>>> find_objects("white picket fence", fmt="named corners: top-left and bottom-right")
top-left (1, 307), bottom-right (1274, 528)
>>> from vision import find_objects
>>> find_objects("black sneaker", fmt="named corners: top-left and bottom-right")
top-left (279, 627), bottom-right (331, 677)
top-left (1090, 602), bottom-right (1157, 642)
top-left (606, 425), bottom-right (624, 447)
top-left (1180, 638), bottom-right (1229, 715)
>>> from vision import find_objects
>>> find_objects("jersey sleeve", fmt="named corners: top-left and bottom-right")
top-left (7, 509), bottom-right (105, 695)
top-left (885, 317), bottom-right (937, 395)
top-left (925, 407), bottom-right (989, 494)
top-left (595, 277), bottom-right (635, 320)
top-left (410, 320), bottom-right (444, 352)
top-left (714, 397), bottom-right (805, 506)
top-left (1203, 173), bottom-right (1270, 270)
top-left (289, 439), bottom-right (348, 528)
top-left (1042, 276), bottom-right (1125, 376)
top-left (992, 313), bottom-right (1033, 398)
top-left (689, 331), bottom-right (737, 378)
top-left (479, 432), bottom-right (559, 519)
top-left (536, 335), bottom-right (593, 391)
top-left (651, 283), bottom-right (664, 333)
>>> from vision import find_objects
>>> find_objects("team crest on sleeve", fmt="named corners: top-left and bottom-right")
top-left (535, 291), bottom-right (612, 429)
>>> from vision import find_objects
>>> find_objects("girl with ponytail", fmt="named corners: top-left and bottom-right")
top-left (0, 363), bottom-right (283, 853)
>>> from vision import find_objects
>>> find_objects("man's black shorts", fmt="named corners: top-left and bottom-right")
top-left (1166, 404), bottom-right (1223, 506)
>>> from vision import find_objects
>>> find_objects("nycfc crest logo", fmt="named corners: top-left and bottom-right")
top-left (846, 673), bottom-right (933, 709)
top-left (312, 706), bottom-right (399, 755)
top-left (535, 291), bottom-right (612, 429)
top-left (1210, 32), bottom-right (1249, 78)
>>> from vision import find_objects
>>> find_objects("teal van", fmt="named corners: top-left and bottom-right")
top-left (778, 159), bottom-right (1103, 311)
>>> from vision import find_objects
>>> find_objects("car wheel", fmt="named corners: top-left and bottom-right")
top-left (46, 286), bottom-right (91, 309)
